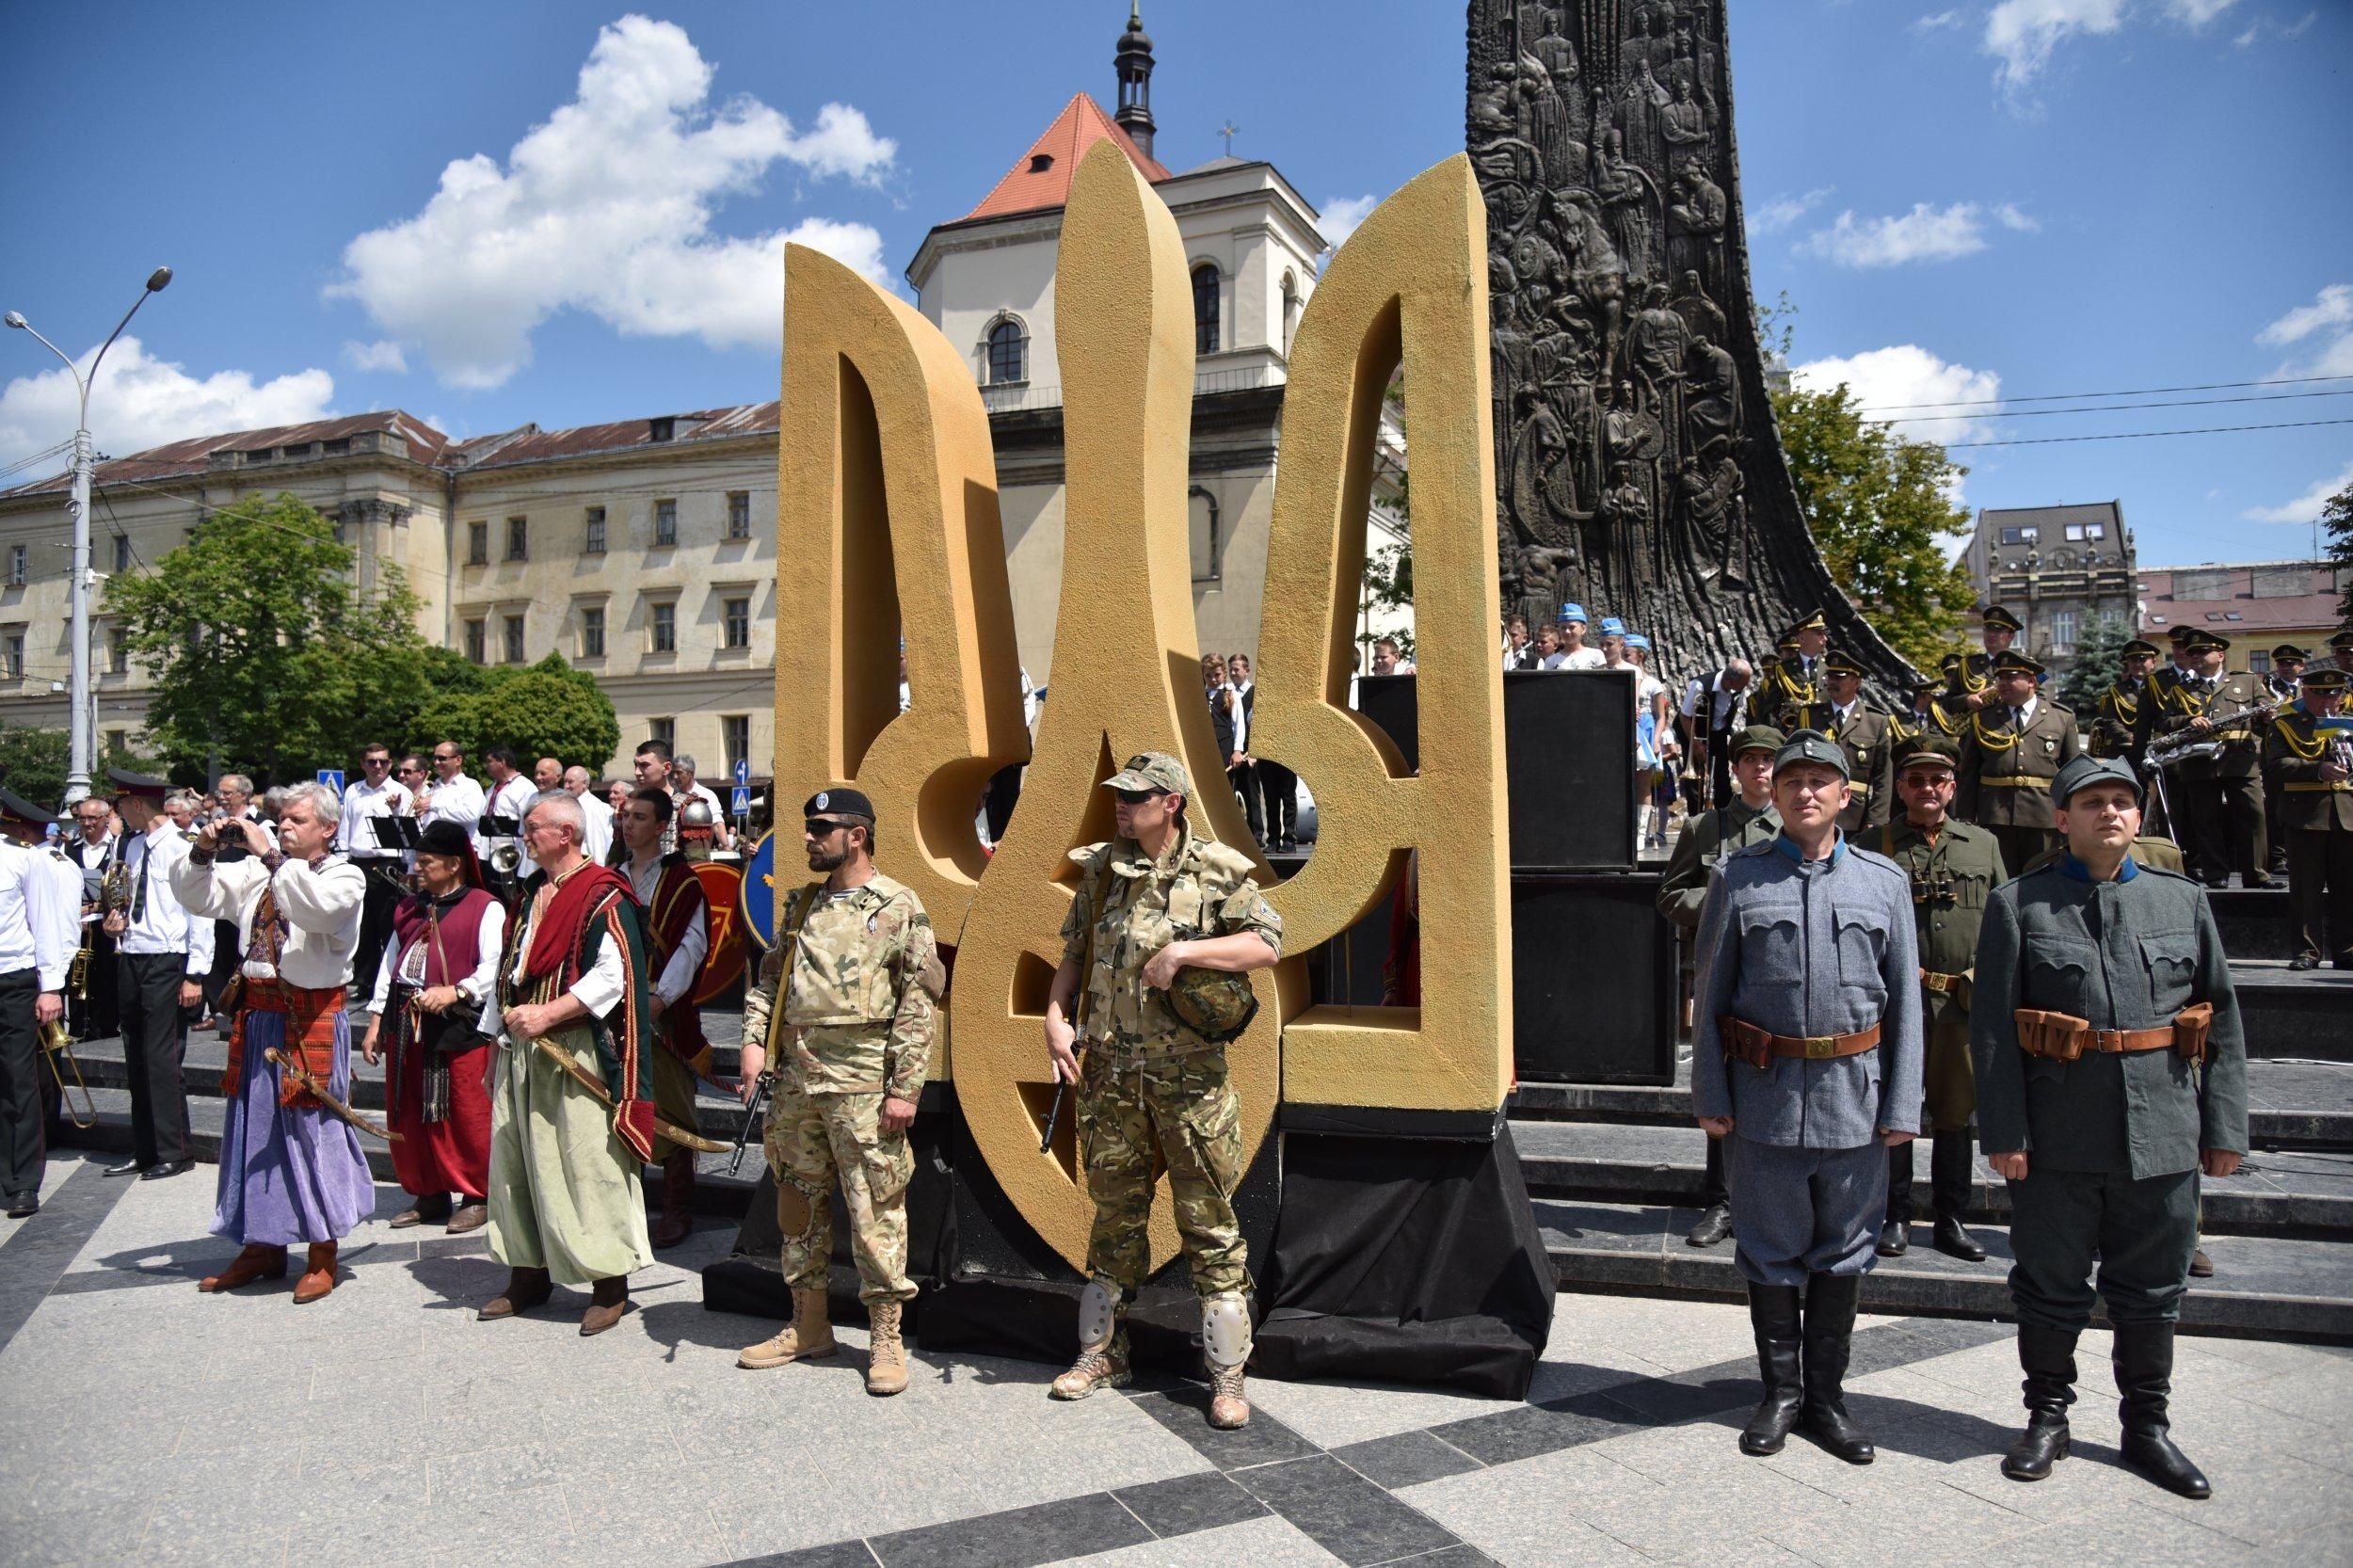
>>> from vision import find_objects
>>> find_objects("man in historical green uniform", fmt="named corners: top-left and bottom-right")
top-left (1657, 723), bottom-right (1783, 1248)
top-left (736, 788), bottom-right (944, 1397)
top-left (1957, 649), bottom-right (2081, 875)
top-left (2264, 667), bottom-right (2353, 970)
top-left (1823, 654), bottom-right (1896, 835)
top-left (1971, 754), bottom-right (2248, 1499)
top-left (1755, 611), bottom-right (1832, 735)
top-left (1873, 739), bottom-right (2005, 1261)
top-left (1042, 753), bottom-right (1282, 1430)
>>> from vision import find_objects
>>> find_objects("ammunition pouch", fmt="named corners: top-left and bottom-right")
top-left (2173, 1002), bottom-right (2213, 1062)
top-left (2014, 1008), bottom-right (2176, 1061)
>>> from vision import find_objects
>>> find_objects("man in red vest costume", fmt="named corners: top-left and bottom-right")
top-left (615, 786), bottom-right (711, 1247)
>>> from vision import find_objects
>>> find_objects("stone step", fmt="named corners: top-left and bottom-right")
top-left (2208, 885), bottom-right (2297, 961)
top-left (2230, 959), bottom-right (2353, 1062)
top-left (1509, 1057), bottom-right (2353, 1152)
top-left (1507, 1117), bottom-right (2353, 1240)
top-left (1535, 1196), bottom-right (2353, 1342)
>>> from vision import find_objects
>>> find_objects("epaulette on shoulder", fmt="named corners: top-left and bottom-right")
top-left (1065, 841), bottom-right (1112, 871)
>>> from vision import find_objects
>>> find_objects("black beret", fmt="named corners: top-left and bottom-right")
top-left (803, 788), bottom-right (875, 822)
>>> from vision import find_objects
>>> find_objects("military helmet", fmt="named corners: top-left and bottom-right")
top-left (1164, 966), bottom-right (1260, 1044)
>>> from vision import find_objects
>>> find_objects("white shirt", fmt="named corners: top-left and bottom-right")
top-left (339, 773), bottom-right (408, 858)
top-left (368, 895), bottom-right (508, 1015)
top-left (116, 823), bottom-right (216, 975)
top-left (1227, 680), bottom-right (1252, 752)
top-left (574, 792), bottom-right (615, 866)
top-left (0, 844), bottom-right (72, 991)
top-left (1684, 672), bottom-right (1749, 732)
top-left (497, 876), bottom-right (627, 1038)
top-left (419, 772), bottom-right (486, 834)
top-left (2011, 696), bottom-right (2041, 727)
top-left (624, 852), bottom-right (708, 1006)
top-left (1554, 647), bottom-right (1608, 671)
top-left (42, 852), bottom-right (81, 948)
top-left (171, 851), bottom-right (364, 990)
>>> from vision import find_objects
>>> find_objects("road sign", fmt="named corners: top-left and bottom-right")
top-left (730, 785), bottom-right (751, 816)
top-left (733, 757), bottom-right (750, 786)
top-left (317, 769), bottom-right (345, 794)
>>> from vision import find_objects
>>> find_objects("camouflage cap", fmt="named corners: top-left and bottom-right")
top-left (2052, 753), bottom-right (2141, 808)
top-left (1774, 728), bottom-right (1850, 781)
top-left (1103, 752), bottom-right (1191, 796)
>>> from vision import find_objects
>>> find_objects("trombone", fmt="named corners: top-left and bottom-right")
top-left (40, 1017), bottom-right (96, 1130)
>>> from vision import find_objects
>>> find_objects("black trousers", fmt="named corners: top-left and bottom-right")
top-left (2288, 825), bottom-right (2353, 967)
top-left (983, 762), bottom-right (1024, 844)
top-left (69, 926), bottom-right (118, 1039)
top-left (0, 968), bottom-right (41, 1199)
top-left (1701, 1130), bottom-right (1727, 1208)
top-left (1227, 761), bottom-right (1264, 840)
top-left (1885, 1128), bottom-right (1974, 1224)
top-left (1707, 731), bottom-right (1735, 809)
top-left (2175, 768), bottom-right (2266, 885)
top-left (119, 951), bottom-right (193, 1166)
top-left (2008, 1165), bottom-right (2198, 1330)
top-left (350, 858), bottom-right (404, 1016)
top-left (1257, 760), bottom-right (1298, 841)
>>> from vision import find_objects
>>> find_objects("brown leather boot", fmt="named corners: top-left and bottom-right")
top-left (478, 1266), bottom-right (552, 1320)
top-left (292, 1242), bottom-right (338, 1304)
top-left (738, 1287), bottom-right (838, 1368)
top-left (445, 1201), bottom-right (488, 1235)
top-left (199, 1243), bottom-right (288, 1293)
top-left (580, 1275), bottom-right (630, 1336)
top-left (866, 1301), bottom-right (909, 1396)
top-left (652, 1151), bottom-right (695, 1249)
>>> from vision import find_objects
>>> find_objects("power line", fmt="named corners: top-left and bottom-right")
top-left (1944, 416), bottom-right (2353, 449)
top-left (1853, 371), bottom-right (2353, 412)
top-left (1872, 387), bottom-right (2353, 422)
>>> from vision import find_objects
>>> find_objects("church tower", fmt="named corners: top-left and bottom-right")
top-left (1112, 3), bottom-right (1156, 159)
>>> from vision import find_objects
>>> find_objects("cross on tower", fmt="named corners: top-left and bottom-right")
top-left (1218, 120), bottom-right (1241, 156)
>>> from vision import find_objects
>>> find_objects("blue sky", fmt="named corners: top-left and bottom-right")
top-left (2, 0), bottom-right (2346, 570)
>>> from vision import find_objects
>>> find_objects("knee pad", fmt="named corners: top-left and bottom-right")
top-left (1201, 1289), bottom-right (1253, 1369)
top-left (776, 1178), bottom-right (823, 1240)
top-left (1079, 1276), bottom-right (1121, 1352)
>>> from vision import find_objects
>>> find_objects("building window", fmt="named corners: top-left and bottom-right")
top-left (723, 595), bottom-right (751, 649)
top-left (2049, 610), bottom-right (2078, 654)
top-left (104, 728), bottom-right (125, 757)
top-left (584, 506), bottom-right (607, 554)
top-left (503, 614), bottom-right (525, 664)
top-left (1192, 264), bottom-right (1221, 355)
top-left (465, 620), bottom-right (486, 664)
top-left (2249, 650), bottom-right (2272, 675)
top-left (654, 499), bottom-right (678, 547)
top-left (1280, 272), bottom-right (1299, 356)
top-left (2, 632), bottom-right (21, 679)
top-left (1189, 487), bottom-right (1222, 584)
top-left (6, 545), bottom-right (24, 586)
top-left (985, 317), bottom-right (1027, 384)
top-left (107, 628), bottom-right (126, 675)
top-left (323, 438), bottom-right (350, 456)
top-left (2063, 522), bottom-right (2105, 541)
top-left (722, 714), bottom-right (749, 781)
top-left (648, 716), bottom-right (676, 751)
top-left (649, 600), bottom-right (677, 653)
top-left (728, 490), bottom-right (751, 540)
top-left (1998, 525), bottom-right (2039, 545)
top-left (505, 517), bottom-right (528, 562)
top-left (581, 605), bottom-right (606, 659)
top-left (467, 521), bottom-right (488, 566)
top-left (112, 535), bottom-right (131, 573)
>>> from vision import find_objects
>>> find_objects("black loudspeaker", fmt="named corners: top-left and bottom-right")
top-left (1510, 872), bottom-right (1677, 1084)
top-left (1353, 671), bottom-right (1636, 872)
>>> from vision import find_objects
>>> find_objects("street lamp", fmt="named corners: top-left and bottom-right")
top-left (6, 265), bottom-right (172, 805)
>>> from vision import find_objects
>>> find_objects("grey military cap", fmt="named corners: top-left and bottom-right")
top-left (1773, 728), bottom-right (1850, 781)
top-left (2051, 753), bottom-right (2141, 808)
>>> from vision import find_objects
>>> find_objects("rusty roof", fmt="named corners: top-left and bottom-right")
top-left (0, 410), bottom-right (450, 499)
top-left (447, 403), bottom-right (780, 472)
top-left (959, 92), bottom-right (1170, 223)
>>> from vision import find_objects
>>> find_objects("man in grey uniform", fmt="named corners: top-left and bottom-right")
top-left (1971, 754), bottom-right (2247, 1498)
top-left (1692, 730), bottom-right (1924, 1465)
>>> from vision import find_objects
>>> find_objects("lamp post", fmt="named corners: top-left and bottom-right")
top-left (6, 265), bottom-right (172, 806)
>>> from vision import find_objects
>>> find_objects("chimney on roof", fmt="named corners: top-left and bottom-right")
top-left (1114, 2), bottom-right (1156, 159)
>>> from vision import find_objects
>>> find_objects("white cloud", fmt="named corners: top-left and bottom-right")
top-left (0, 336), bottom-right (335, 475)
top-left (1317, 194), bottom-right (1379, 252)
top-left (2242, 460), bottom-right (2353, 525)
top-left (2259, 283), bottom-right (2353, 345)
top-left (1994, 202), bottom-right (2040, 232)
top-left (1801, 202), bottom-right (1998, 267)
top-left (342, 339), bottom-right (408, 374)
top-left (1984, 0), bottom-right (2125, 91)
top-left (1914, 9), bottom-right (1968, 31)
top-left (1752, 186), bottom-right (1834, 234)
top-left (1792, 344), bottom-right (2004, 449)
top-left (329, 14), bottom-right (894, 390)
top-left (2163, 0), bottom-right (2238, 24)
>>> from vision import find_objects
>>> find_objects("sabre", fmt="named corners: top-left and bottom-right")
top-left (263, 1048), bottom-right (401, 1143)
top-left (524, 1034), bottom-right (727, 1153)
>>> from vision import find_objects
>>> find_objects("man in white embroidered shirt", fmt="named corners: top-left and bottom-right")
top-left (100, 769), bottom-right (216, 1184)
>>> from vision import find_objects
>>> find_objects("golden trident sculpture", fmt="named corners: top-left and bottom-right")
top-left (775, 142), bottom-right (1510, 1272)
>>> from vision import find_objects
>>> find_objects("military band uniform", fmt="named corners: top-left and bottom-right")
top-left (756, 871), bottom-right (941, 1308)
top-left (2264, 699), bottom-right (2353, 968)
top-left (63, 827), bottom-right (120, 1041)
top-left (2089, 677), bottom-right (2149, 771)
top-left (1971, 764), bottom-right (2247, 1496)
top-left (1956, 696), bottom-right (2080, 875)
top-left (2142, 665), bottom-right (2270, 888)
top-left (1875, 812), bottom-right (2005, 1256)
top-left (110, 800), bottom-right (215, 1177)
top-left (1830, 702), bottom-right (1896, 834)
top-left (0, 831), bottom-right (72, 1216)
top-left (1757, 655), bottom-right (1832, 737)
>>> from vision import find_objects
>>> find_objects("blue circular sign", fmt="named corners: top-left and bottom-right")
top-left (740, 829), bottom-right (777, 950)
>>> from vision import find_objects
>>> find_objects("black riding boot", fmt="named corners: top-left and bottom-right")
top-left (1739, 1283), bottom-right (1804, 1456)
top-left (1878, 1144), bottom-right (1912, 1256)
top-left (1799, 1272), bottom-right (1874, 1464)
top-left (2001, 1323), bottom-right (2077, 1480)
top-left (1929, 1130), bottom-right (1987, 1261)
top-left (2114, 1321), bottom-right (2211, 1498)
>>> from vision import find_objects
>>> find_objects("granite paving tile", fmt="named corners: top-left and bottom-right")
top-left (1037, 1513), bottom-right (1346, 1567)
top-left (1110, 1468), bottom-right (1271, 1536)
top-left (1229, 1455), bottom-right (1463, 1566)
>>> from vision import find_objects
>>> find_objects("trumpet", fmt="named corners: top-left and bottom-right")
top-left (40, 1018), bottom-right (95, 1130)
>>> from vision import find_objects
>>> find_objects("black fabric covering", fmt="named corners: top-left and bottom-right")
top-left (1256, 1125), bottom-right (1554, 1400)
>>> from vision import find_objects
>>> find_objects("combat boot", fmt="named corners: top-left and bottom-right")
top-left (1203, 1290), bottom-right (1254, 1430)
top-left (1798, 1272), bottom-right (1875, 1464)
top-left (1738, 1283), bottom-right (1804, 1455)
top-left (1050, 1278), bottom-right (1131, 1401)
top-left (738, 1287), bottom-right (838, 1368)
top-left (2001, 1323), bottom-right (2077, 1481)
top-left (2114, 1321), bottom-right (2211, 1498)
top-left (866, 1300), bottom-right (909, 1396)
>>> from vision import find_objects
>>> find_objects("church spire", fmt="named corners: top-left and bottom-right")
top-left (1113, 2), bottom-right (1156, 159)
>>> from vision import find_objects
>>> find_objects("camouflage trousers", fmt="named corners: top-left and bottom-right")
top-left (763, 1079), bottom-right (916, 1304)
top-left (1078, 1046), bottom-right (1248, 1298)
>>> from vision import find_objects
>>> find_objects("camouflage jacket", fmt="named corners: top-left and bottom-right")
top-left (1059, 825), bottom-right (1282, 1063)
top-left (744, 872), bottom-right (943, 1099)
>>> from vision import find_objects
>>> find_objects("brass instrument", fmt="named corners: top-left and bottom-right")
top-left (2147, 698), bottom-right (2281, 771)
top-left (487, 841), bottom-right (523, 877)
top-left (97, 855), bottom-right (131, 937)
top-left (40, 1017), bottom-right (96, 1129)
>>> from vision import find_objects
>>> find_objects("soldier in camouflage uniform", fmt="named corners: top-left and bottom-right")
top-left (736, 789), bottom-right (944, 1397)
top-left (1043, 753), bottom-right (1282, 1431)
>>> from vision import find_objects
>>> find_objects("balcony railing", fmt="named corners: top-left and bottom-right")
top-left (979, 364), bottom-right (1287, 414)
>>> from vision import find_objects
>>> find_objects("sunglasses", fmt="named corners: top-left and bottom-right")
top-left (1113, 788), bottom-right (1165, 806)
top-left (362, 756), bottom-right (391, 766)
top-left (804, 819), bottom-right (851, 837)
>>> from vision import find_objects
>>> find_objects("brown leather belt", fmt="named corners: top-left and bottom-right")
top-left (2285, 782), bottom-right (2353, 792)
top-left (2020, 1025), bottom-right (2174, 1058)
top-left (1919, 969), bottom-right (1967, 994)
top-left (1721, 1016), bottom-right (1881, 1068)
top-left (1980, 776), bottom-right (2050, 788)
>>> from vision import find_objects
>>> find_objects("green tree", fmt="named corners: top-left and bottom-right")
top-left (2324, 475), bottom-right (2353, 622)
top-left (412, 654), bottom-right (618, 773)
top-left (2057, 616), bottom-right (2132, 714)
top-left (1770, 380), bottom-right (1980, 672)
top-left (0, 727), bottom-right (155, 812)
top-left (102, 492), bottom-right (441, 785)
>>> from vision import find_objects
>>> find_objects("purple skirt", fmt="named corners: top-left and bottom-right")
top-left (211, 1006), bottom-right (375, 1246)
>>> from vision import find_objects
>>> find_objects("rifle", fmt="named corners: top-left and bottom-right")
top-left (1039, 1042), bottom-right (1088, 1153)
top-left (730, 1071), bottom-right (773, 1176)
